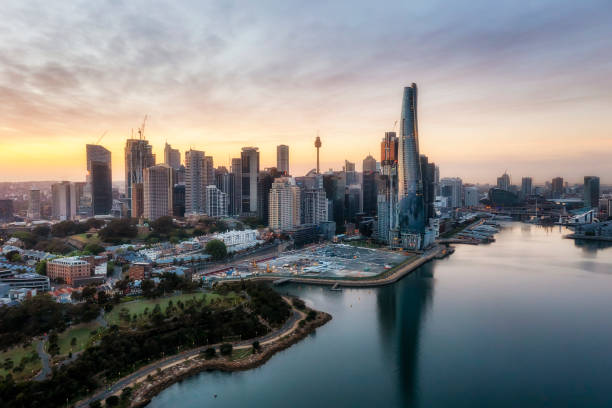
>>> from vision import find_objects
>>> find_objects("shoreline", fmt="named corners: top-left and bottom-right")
top-left (130, 311), bottom-right (332, 407)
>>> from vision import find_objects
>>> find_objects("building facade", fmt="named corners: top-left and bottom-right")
top-left (269, 177), bottom-right (301, 231)
top-left (241, 147), bottom-right (260, 215)
top-left (143, 164), bottom-right (174, 221)
top-left (47, 257), bottom-right (90, 285)
top-left (125, 139), bottom-right (155, 216)
top-left (277, 145), bottom-right (289, 175)
top-left (205, 185), bottom-right (228, 218)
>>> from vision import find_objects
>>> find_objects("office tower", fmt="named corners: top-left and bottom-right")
top-left (440, 177), bottom-right (463, 208)
top-left (323, 172), bottom-right (346, 232)
top-left (0, 199), bottom-right (14, 223)
top-left (301, 188), bottom-right (328, 225)
top-left (216, 168), bottom-right (235, 216)
top-left (231, 158), bottom-right (242, 216)
top-left (315, 135), bottom-right (322, 174)
top-left (173, 184), bottom-right (185, 217)
top-left (132, 183), bottom-right (144, 219)
top-left (205, 185), bottom-right (228, 218)
top-left (86, 144), bottom-right (112, 216)
top-left (345, 185), bottom-right (362, 223)
top-left (241, 147), bottom-right (260, 215)
top-left (362, 171), bottom-right (378, 216)
top-left (381, 132), bottom-right (398, 167)
top-left (164, 142), bottom-right (181, 170)
top-left (277, 145), bottom-right (289, 175)
top-left (185, 149), bottom-right (206, 215)
top-left (584, 176), bottom-right (600, 209)
top-left (268, 177), bottom-right (301, 231)
top-left (51, 181), bottom-right (77, 220)
top-left (363, 155), bottom-right (377, 173)
top-left (257, 168), bottom-right (280, 224)
top-left (420, 155), bottom-right (436, 222)
top-left (464, 186), bottom-right (480, 207)
top-left (397, 83), bottom-right (425, 248)
top-left (125, 139), bottom-right (155, 216)
top-left (143, 164), bottom-right (173, 221)
top-left (28, 189), bottom-right (41, 220)
top-left (521, 177), bottom-right (533, 198)
top-left (497, 172), bottom-right (510, 191)
top-left (434, 165), bottom-right (440, 196)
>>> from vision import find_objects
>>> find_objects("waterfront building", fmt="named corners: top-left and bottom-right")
top-left (125, 139), bottom-right (155, 216)
top-left (277, 145), bottom-right (289, 175)
top-left (497, 172), bottom-right (510, 191)
top-left (441, 177), bottom-right (463, 208)
top-left (584, 176), bottom-right (600, 209)
top-left (241, 147), bottom-right (260, 215)
top-left (420, 154), bottom-right (436, 221)
top-left (28, 189), bottom-right (41, 220)
top-left (164, 142), bottom-right (181, 170)
top-left (323, 173), bottom-right (346, 233)
top-left (47, 257), bottom-right (90, 285)
top-left (521, 177), bottom-right (533, 199)
top-left (551, 177), bottom-right (564, 199)
top-left (345, 184), bottom-right (362, 223)
top-left (269, 177), bottom-right (301, 231)
top-left (143, 164), bottom-right (174, 221)
top-left (185, 149), bottom-right (206, 215)
top-left (397, 83), bottom-right (426, 249)
top-left (205, 185), bottom-right (228, 218)
top-left (51, 181), bottom-right (77, 220)
top-left (464, 186), bottom-right (480, 207)
top-left (363, 155), bottom-right (377, 173)
top-left (231, 158), bottom-right (242, 216)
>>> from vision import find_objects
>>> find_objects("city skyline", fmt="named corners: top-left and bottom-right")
top-left (2, 1), bottom-right (612, 183)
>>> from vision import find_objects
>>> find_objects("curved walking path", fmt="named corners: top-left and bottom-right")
top-left (76, 301), bottom-right (304, 408)
top-left (33, 336), bottom-right (50, 382)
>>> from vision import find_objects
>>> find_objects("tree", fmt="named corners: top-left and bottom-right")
top-left (141, 279), bottom-right (156, 298)
top-left (206, 239), bottom-right (227, 260)
top-left (89, 401), bottom-right (102, 408)
top-left (98, 219), bottom-right (137, 243)
top-left (252, 340), bottom-right (260, 352)
top-left (71, 337), bottom-right (77, 347)
top-left (32, 225), bottom-right (50, 237)
top-left (105, 395), bottom-right (120, 407)
top-left (150, 216), bottom-right (174, 235)
top-left (203, 347), bottom-right (216, 359)
top-left (84, 243), bottom-right (105, 255)
top-left (220, 343), bottom-right (233, 356)
top-left (35, 260), bottom-right (47, 275)
top-left (5, 250), bottom-right (21, 263)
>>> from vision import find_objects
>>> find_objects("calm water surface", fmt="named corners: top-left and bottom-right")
top-left (149, 224), bottom-right (612, 407)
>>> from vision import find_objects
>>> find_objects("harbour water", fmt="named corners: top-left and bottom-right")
top-left (149, 223), bottom-right (612, 407)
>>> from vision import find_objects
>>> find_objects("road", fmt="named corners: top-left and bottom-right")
top-left (76, 303), bottom-right (303, 408)
top-left (33, 336), bottom-right (50, 382)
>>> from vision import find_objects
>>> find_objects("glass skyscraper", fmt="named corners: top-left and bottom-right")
top-left (397, 83), bottom-right (425, 240)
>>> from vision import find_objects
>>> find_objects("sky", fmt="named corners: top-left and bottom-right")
top-left (1, 0), bottom-right (612, 185)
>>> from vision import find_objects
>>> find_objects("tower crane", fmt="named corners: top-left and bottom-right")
top-left (137, 115), bottom-right (148, 140)
top-left (93, 130), bottom-right (108, 145)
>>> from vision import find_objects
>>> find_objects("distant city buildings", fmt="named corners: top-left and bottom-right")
top-left (276, 145), bottom-right (289, 175)
top-left (584, 176), bottom-right (600, 209)
top-left (205, 185), bottom-right (228, 218)
top-left (241, 147), bottom-right (260, 215)
top-left (51, 181), bottom-right (77, 220)
top-left (520, 177), bottom-right (533, 199)
top-left (28, 189), bottom-right (41, 220)
top-left (551, 177), bottom-right (564, 199)
top-left (164, 142), bottom-right (181, 170)
top-left (185, 149), bottom-right (206, 216)
top-left (497, 172), bottom-right (510, 191)
top-left (143, 164), bottom-right (174, 221)
top-left (125, 138), bottom-right (155, 217)
top-left (440, 177), bottom-right (463, 208)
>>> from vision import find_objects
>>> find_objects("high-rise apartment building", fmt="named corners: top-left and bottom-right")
top-left (257, 168), bottom-right (280, 224)
top-left (51, 181), bottom-right (77, 220)
top-left (231, 158), bottom-right (242, 216)
top-left (28, 189), bottom-right (41, 220)
top-left (464, 186), bottom-right (480, 207)
top-left (440, 177), bottom-right (463, 208)
top-left (0, 200), bottom-right (14, 223)
top-left (143, 164), bottom-right (173, 221)
top-left (551, 177), bottom-right (564, 199)
top-left (164, 142), bottom-right (181, 170)
top-left (185, 149), bottom-right (205, 215)
top-left (584, 176), bottom-right (600, 209)
top-left (277, 145), bottom-right (289, 175)
top-left (381, 132), bottom-right (398, 167)
top-left (497, 172), bottom-right (510, 191)
top-left (521, 177), bottom-right (533, 198)
top-left (125, 139), bottom-right (155, 216)
top-left (205, 185), bottom-right (228, 218)
top-left (241, 147), bottom-right (260, 215)
top-left (301, 188), bottom-right (328, 225)
top-left (216, 168), bottom-right (235, 216)
top-left (268, 177), bottom-right (301, 231)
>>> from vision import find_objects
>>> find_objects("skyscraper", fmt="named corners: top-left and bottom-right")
top-left (497, 172), bottom-right (510, 191)
top-left (551, 177), bottom-right (564, 199)
top-left (277, 145), bottom-right (289, 175)
top-left (440, 177), bottom-right (463, 208)
top-left (231, 158), bottom-right (242, 216)
top-left (381, 132), bottom-right (398, 167)
top-left (86, 144), bottom-right (112, 215)
top-left (269, 177), bottom-right (301, 231)
top-left (363, 155), bottom-right (377, 173)
top-left (143, 164), bottom-right (173, 221)
top-left (521, 177), bottom-right (533, 198)
top-left (584, 176), bottom-right (600, 209)
top-left (241, 147), bottom-right (260, 215)
top-left (125, 139), bottom-right (155, 216)
top-left (216, 167), bottom-right (235, 216)
top-left (28, 189), bottom-right (41, 220)
top-left (185, 149), bottom-right (205, 215)
top-left (397, 83), bottom-right (425, 247)
top-left (164, 142), bottom-right (181, 170)
top-left (205, 185), bottom-right (228, 218)
top-left (52, 181), bottom-right (77, 220)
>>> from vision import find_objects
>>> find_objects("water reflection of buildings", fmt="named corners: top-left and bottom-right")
top-left (376, 262), bottom-right (435, 407)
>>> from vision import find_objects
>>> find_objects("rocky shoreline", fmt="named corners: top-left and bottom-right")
top-left (130, 311), bottom-right (332, 407)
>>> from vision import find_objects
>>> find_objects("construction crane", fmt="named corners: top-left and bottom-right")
top-left (93, 130), bottom-right (108, 145)
top-left (392, 120), bottom-right (398, 132)
top-left (137, 115), bottom-right (148, 140)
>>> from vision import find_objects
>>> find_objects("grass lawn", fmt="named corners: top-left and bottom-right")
top-left (105, 292), bottom-right (243, 326)
top-left (69, 233), bottom-right (102, 245)
top-left (0, 342), bottom-right (41, 381)
top-left (57, 321), bottom-right (102, 356)
top-left (230, 347), bottom-right (253, 361)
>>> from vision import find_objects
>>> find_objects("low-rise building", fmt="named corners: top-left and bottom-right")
top-left (47, 257), bottom-right (90, 285)
top-left (128, 262), bottom-right (153, 281)
top-left (0, 270), bottom-right (50, 291)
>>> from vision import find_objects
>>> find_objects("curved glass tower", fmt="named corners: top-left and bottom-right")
top-left (397, 83), bottom-right (425, 236)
